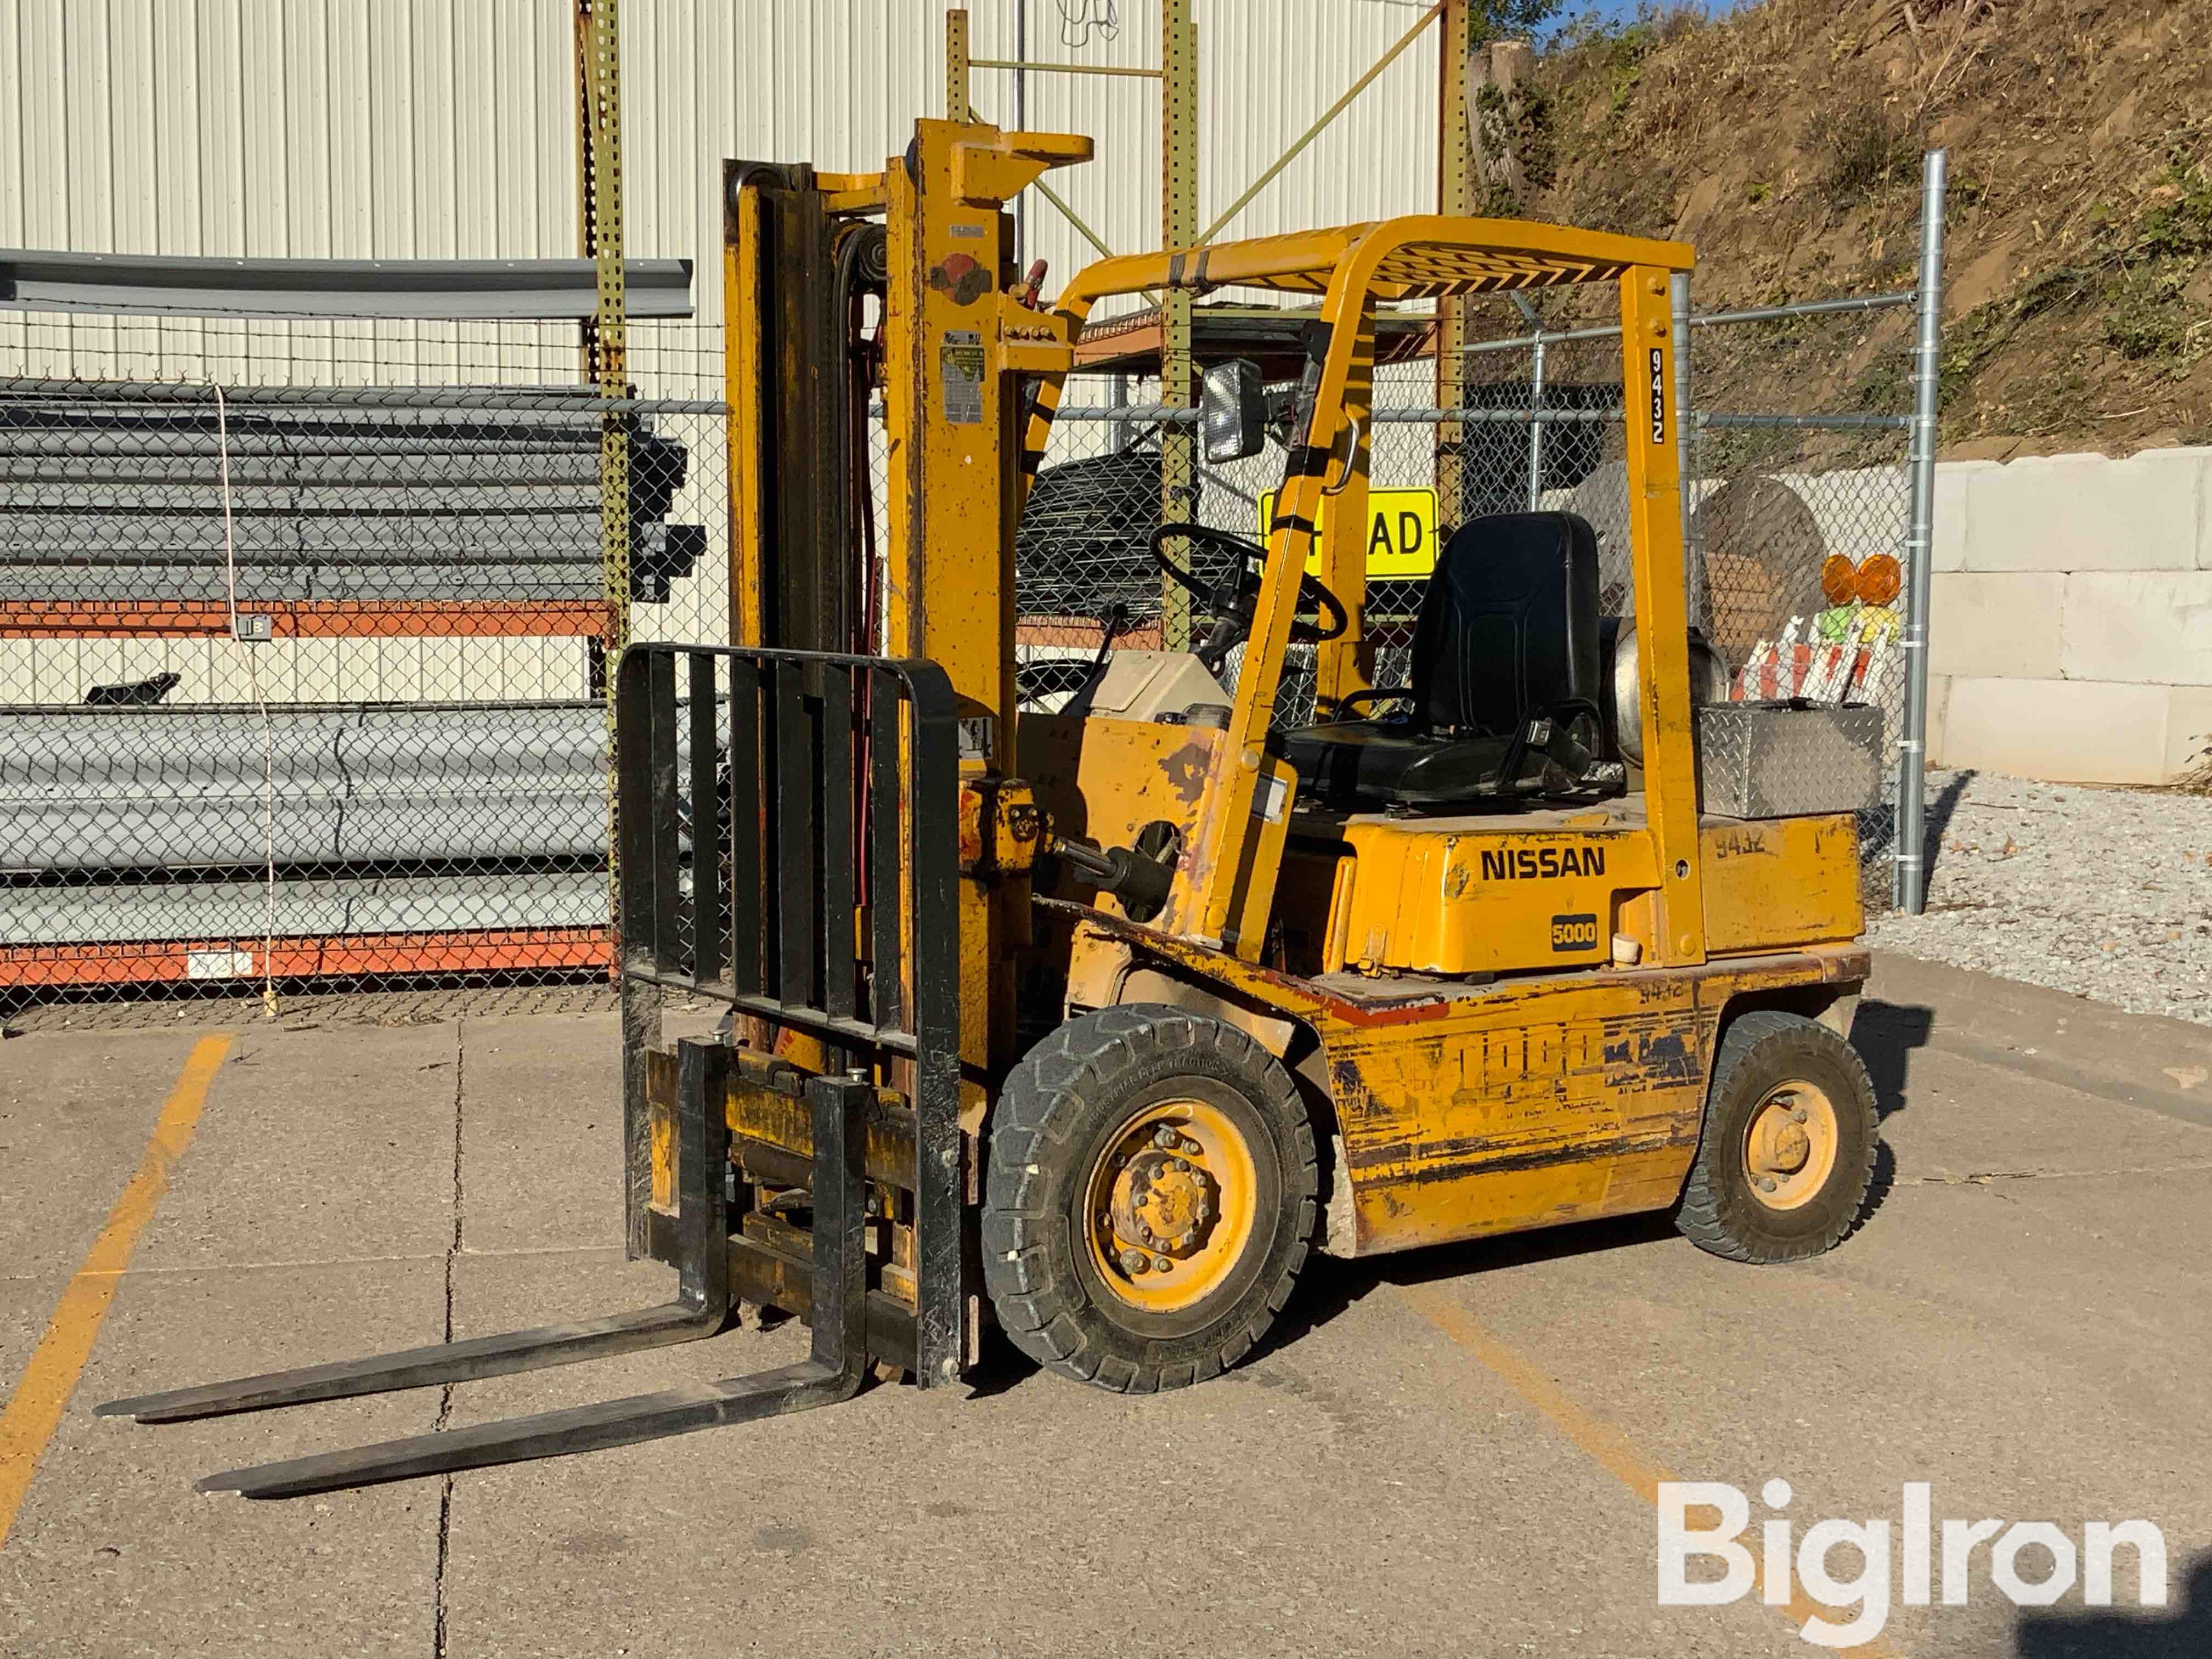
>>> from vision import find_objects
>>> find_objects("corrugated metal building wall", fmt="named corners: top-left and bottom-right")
top-left (0, 0), bottom-right (1442, 703)
top-left (0, 0), bottom-right (1438, 323)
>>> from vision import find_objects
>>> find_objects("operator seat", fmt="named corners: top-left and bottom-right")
top-left (1274, 510), bottom-right (1617, 811)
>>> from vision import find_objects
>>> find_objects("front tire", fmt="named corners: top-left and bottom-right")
top-left (983, 1005), bottom-right (1317, 1393)
top-left (1675, 1008), bottom-right (1878, 1263)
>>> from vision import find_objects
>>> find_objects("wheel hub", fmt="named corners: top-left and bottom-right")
top-left (1751, 1115), bottom-right (1813, 1176)
top-left (1741, 1082), bottom-right (1840, 1212)
top-left (1083, 1100), bottom-right (1258, 1312)
top-left (1111, 1145), bottom-right (1215, 1256)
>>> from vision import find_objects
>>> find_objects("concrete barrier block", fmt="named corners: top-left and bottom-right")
top-left (2059, 571), bottom-right (2212, 685)
top-left (2134, 446), bottom-right (2212, 572)
top-left (2198, 467), bottom-right (2212, 573)
top-left (1939, 676), bottom-right (2172, 783)
top-left (1962, 449), bottom-right (2205, 572)
top-left (1929, 572), bottom-right (2063, 679)
top-left (2167, 686), bottom-right (2212, 780)
top-left (1931, 460), bottom-right (1994, 573)
top-left (1925, 672), bottom-right (1953, 765)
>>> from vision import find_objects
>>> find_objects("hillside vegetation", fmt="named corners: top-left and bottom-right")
top-left (1504, 0), bottom-right (2210, 455)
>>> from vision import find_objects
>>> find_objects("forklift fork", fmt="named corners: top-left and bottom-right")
top-left (99, 1045), bottom-right (871, 1498)
top-left (101, 1039), bottom-right (737, 1431)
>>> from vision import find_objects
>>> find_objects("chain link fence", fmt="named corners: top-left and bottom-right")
top-left (1017, 280), bottom-right (1931, 905)
top-left (0, 311), bottom-right (732, 1004)
top-left (1685, 296), bottom-right (1921, 898)
top-left (3, 237), bottom-right (1935, 1004)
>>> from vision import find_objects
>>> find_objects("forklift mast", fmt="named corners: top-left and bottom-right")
top-left (698, 120), bottom-right (1096, 1381)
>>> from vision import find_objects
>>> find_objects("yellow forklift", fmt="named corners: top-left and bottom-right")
top-left (104, 120), bottom-right (1879, 1492)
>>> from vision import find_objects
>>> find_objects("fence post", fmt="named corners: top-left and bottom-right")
top-left (1509, 291), bottom-right (1544, 513)
top-left (1435, 0), bottom-right (1470, 530)
top-left (944, 8), bottom-right (970, 121)
top-left (1524, 330), bottom-right (1547, 512)
top-left (1158, 0), bottom-right (1198, 653)
top-left (579, 0), bottom-right (629, 678)
top-left (1896, 148), bottom-right (1947, 915)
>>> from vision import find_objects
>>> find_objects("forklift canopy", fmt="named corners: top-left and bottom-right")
top-left (1062, 217), bottom-right (1695, 306)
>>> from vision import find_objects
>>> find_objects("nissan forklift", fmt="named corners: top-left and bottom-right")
top-left (103, 119), bottom-right (1881, 1493)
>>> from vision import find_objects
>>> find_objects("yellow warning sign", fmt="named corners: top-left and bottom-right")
top-left (1258, 487), bottom-right (1440, 579)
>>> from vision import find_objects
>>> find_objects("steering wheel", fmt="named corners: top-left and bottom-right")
top-left (1149, 523), bottom-right (1347, 670)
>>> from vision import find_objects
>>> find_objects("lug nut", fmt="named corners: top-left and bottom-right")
top-left (1120, 1249), bottom-right (1149, 1274)
top-left (1170, 1158), bottom-right (1189, 1173)
top-left (1195, 1200), bottom-right (1211, 1222)
top-left (1755, 1176), bottom-right (1778, 1193)
top-left (1153, 1256), bottom-right (1173, 1273)
top-left (1177, 1229), bottom-right (1196, 1249)
top-left (1153, 1126), bottom-right (1177, 1148)
top-left (1182, 1137), bottom-right (1203, 1155)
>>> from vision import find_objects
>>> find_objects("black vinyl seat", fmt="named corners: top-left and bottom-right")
top-left (1275, 510), bottom-right (1617, 811)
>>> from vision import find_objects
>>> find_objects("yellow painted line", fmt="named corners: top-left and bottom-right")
top-left (1403, 1284), bottom-right (1901, 1657)
top-left (0, 1033), bottom-right (234, 1549)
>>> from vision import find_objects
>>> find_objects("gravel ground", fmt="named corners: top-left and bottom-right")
top-left (1871, 768), bottom-right (2212, 1025)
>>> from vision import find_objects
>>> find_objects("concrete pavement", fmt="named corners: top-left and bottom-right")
top-left (3, 955), bottom-right (2209, 1657)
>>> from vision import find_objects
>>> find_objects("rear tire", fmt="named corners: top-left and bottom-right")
top-left (983, 1005), bottom-right (1317, 1393)
top-left (1675, 1009), bottom-right (1877, 1263)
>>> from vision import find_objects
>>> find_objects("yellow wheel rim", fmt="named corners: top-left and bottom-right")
top-left (1082, 1097), bottom-right (1259, 1314)
top-left (1742, 1082), bottom-right (1839, 1212)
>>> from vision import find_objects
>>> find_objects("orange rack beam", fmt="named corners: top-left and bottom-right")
top-left (0, 928), bottom-right (613, 989)
top-left (1, 601), bottom-right (618, 640)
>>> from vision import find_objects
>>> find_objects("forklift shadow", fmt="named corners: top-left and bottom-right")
top-left (967, 1007), bottom-right (1928, 1397)
top-left (1249, 1143), bottom-right (1906, 1376)
top-left (1271, 1211), bottom-right (1681, 1356)
top-left (1846, 997), bottom-right (1930, 1227)
top-left (964, 1215), bottom-right (1687, 1397)
top-left (2014, 1551), bottom-right (2212, 1658)
top-left (1852, 998), bottom-right (1935, 1123)
top-left (969, 1142), bottom-right (1912, 1398)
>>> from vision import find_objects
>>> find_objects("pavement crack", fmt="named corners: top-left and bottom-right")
top-left (7, 1241), bottom-right (626, 1284)
top-left (1904, 1158), bottom-right (2212, 1187)
top-left (432, 1015), bottom-right (464, 1659)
